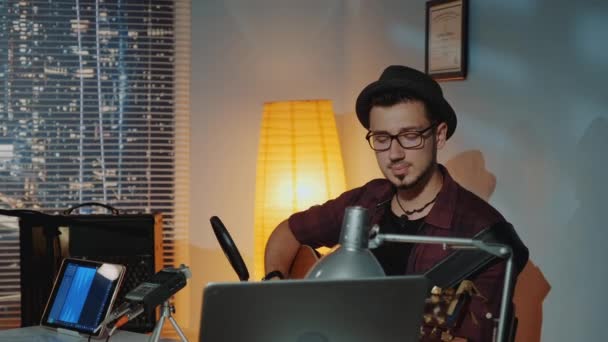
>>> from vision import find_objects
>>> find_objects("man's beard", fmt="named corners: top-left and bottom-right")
top-left (395, 144), bottom-right (438, 191)
top-left (396, 158), bottom-right (436, 190)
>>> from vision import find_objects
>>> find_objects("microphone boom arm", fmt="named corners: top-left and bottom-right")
top-left (369, 232), bottom-right (514, 342)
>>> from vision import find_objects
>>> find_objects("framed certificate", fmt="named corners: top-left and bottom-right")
top-left (425, 0), bottom-right (468, 81)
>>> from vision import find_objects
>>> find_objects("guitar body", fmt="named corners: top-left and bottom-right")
top-left (287, 245), bottom-right (319, 279)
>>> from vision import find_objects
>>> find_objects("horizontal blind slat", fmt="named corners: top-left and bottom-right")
top-left (0, 0), bottom-right (190, 331)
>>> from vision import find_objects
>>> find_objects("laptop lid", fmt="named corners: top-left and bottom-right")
top-left (200, 275), bottom-right (429, 342)
top-left (40, 258), bottom-right (126, 338)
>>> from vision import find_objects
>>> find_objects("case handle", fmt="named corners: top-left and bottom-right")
top-left (63, 202), bottom-right (120, 216)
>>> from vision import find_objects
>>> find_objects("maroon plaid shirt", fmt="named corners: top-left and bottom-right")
top-left (289, 165), bottom-right (510, 341)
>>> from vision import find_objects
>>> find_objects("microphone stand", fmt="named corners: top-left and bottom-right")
top-left (369, 233), bottom-right (514, 342)
top-left (149, 301), bottom-right (188, 342)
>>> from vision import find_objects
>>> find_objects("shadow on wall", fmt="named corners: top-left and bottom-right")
top-left (445, 150), bottom-right (550, 342)
top-left (445, 150), bottom-right (496, 202)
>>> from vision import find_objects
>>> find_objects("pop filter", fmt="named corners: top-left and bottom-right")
top-left (209, 216), bottom-right (249, 281)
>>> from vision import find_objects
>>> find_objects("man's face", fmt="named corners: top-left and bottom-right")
top-left (368, 100), bottom-right (446, 189)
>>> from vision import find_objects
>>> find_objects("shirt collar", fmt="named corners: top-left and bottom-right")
top-left (425, 164), bottom-right (457, 230)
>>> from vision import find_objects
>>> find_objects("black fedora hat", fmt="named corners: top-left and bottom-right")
top-left (355, 65), bottom-right (457, 139)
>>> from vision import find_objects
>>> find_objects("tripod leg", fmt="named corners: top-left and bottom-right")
top-left (149, 301), bottom-right (188, 342)
top-left (168, 315), bottom-right (189, 342)
top-left (149, 314), bottom-right (166, 342)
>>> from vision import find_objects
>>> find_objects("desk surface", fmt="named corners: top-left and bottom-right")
top-left (0, 326), bottom-right (169, 342)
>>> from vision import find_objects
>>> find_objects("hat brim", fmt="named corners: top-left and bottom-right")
top-left (355, 79), bottom-right (457, 139)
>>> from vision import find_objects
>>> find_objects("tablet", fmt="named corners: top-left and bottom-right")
top-left (40, 258), bottom-right (126, 338)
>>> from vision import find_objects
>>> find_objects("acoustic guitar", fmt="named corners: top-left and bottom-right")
top-left (287, 245), bottom-right (319, 279)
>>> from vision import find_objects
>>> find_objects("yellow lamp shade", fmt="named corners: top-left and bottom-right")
top-left (253, 99), bottom-right (346, 279)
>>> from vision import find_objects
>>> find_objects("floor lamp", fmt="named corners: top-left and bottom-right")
top-left (253, 99), bottom-right (346, 279)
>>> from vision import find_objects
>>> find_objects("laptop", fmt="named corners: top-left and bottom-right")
top-left (200, 276), bottom-right (429, 342)
top-left (39, 258), bottom-right (126, 339)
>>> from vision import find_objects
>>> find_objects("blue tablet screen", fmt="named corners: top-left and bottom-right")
top-left (45, 260), bottom-right (121, 334)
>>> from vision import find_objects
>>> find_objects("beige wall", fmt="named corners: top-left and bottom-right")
top-left (190, 1), bottom-right (608, 341)
top-left (334, 113), bottom-right (383, 189)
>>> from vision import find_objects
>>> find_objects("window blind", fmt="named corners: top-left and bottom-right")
top-left (0, 0), bottom-right (190, 330)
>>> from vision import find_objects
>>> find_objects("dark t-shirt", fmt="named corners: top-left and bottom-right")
top-left (371, 209), bottom-right (425, 276)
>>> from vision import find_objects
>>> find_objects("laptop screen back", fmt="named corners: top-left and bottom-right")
top-left (41, 258), bottom-right (125, 336)
top-left (200, 276), bottom-right (429, 342)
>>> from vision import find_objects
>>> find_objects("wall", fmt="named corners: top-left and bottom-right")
top-left (189, 1), bottom-right (349, 338)
top-left (191, 1), bottom-right (608, 340)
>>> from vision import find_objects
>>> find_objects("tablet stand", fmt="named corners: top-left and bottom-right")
top-left (149, 301), bottom-right (188, 342)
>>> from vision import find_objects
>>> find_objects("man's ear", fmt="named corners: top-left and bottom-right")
top-left (435, 122), bottom-right (448, 149)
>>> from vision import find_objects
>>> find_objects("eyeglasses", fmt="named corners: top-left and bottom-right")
top-left (365, 123), bottom-right (438, 151)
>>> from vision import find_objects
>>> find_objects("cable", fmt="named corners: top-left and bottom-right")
top-left (108, 304), bottom-right (144, 337)
top-left (112, 315), bottom-right (130, 331)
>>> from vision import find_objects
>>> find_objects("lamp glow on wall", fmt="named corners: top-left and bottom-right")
top-left (253, 99), bottom-right (346, 279)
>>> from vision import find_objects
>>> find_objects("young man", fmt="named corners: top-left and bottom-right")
top-left (264, 65), bottom-right (528, 341)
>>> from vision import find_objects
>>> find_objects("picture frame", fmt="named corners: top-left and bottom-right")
top-left (425, 0), bottom-right (468, 81)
